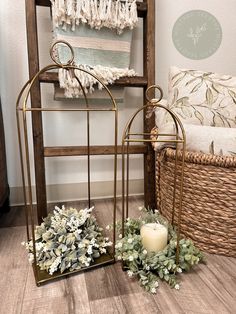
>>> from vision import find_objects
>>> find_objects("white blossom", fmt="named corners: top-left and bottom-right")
top-left (151, 287), bottom-right (156, 294)
top-left (105, 241), bottom-right (113, 247)
top-left (90, 238), bottom-right (96, 245)
top-left (117, 255), bottom-right (122, 260)
top-left (87, 245), bottom-right (93, 255)
top-left (28, 253), bottom-right (34, 263)
top-left (174, 284), bottom-right (180, 290)
top-left (35, 242), bottom-right (44, 251)
top-left (128, 238), bottom-right (133, 244)
top-left (154, 281), bottom-right (159, 287)
top-left (128, 255), bottom-right (134, 261)
top-left (79, 255), bottom-right (90, 266)
top-left (127, 270), bottom-right (133, 277)
top-left (177, 267), bottom-right (182, 273)
top-left (116, 242), bottom-right (122, 248)
top-left (119, 234), bottom-right (123, 239)
top-left (143, 249), bottom-right (148, 255)
top-left (49, 256), bottom-right (61, 275)
top-left (78, 242), bottom-right (85, 248)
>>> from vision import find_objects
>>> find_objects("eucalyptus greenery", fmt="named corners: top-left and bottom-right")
top-left (114, 207), bottom-right (204, 293)
top-left (22, 206), bottom-right (112, 275)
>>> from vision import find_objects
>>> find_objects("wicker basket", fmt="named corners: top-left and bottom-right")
top-left (156, 148), bottom-right (236, 257)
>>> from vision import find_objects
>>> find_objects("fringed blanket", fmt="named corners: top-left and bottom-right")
top-left (51, 0), bottom-right (138, 99)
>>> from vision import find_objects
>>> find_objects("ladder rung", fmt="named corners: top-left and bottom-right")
top-left (35, 1), bottom-right (147, 17)
top-left (44, 145), bottom-right (148, 157)
top-left (39, 72), bottom-right (148, 87)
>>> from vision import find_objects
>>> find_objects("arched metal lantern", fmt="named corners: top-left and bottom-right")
top-left (16, 41), bottom-right (118, 285)
top-left (121, 85), bottom-right (186, 264)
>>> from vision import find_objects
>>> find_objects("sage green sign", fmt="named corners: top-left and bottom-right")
top-left (172, 10), bottom-right (222, 60)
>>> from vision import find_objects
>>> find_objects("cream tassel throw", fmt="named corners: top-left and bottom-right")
top-left (51, 0), bottom-right (138, 33)
top-left (59, 65), bottom-right (136, 98)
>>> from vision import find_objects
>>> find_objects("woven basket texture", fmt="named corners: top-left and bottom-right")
top-left (156, 148), bottom-right (236, 257)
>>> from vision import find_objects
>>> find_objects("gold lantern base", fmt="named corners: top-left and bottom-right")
top-left (33, 253), bottom-right (114, 286)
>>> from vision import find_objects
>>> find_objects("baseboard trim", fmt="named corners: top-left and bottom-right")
top-left (10, 179), bottom-right (144, 206)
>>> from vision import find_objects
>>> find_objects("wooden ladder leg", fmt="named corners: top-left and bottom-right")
top-left (25, 0), bottom-right (47, 222)
top-left (143, 0), bottom-right (156, 210)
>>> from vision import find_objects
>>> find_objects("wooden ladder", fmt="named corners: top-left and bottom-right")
top-left (25, 0), bottom-right (156, 222)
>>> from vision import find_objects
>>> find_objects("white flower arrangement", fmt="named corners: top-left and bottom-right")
top-left (22, 206), bottom-right (112, 275)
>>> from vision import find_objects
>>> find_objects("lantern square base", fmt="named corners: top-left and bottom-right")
top-left (33, 252), bottom-right (115, 286)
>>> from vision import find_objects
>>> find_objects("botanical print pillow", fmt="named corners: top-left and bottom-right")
top-left (152, 123), bottom-right (236, 157)
top-left (165, 66), bottom-right (236, 127)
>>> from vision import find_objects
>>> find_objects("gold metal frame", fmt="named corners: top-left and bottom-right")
top-left (121, 85), bottom-right (186, 264)
top-left (16, 41), bottom-right (118, 285)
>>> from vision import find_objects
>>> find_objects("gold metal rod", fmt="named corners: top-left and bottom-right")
top-left (15, 75), bottom-right (34, 252)
top-left (16, 111), bottom-right (30, 240)
top-left (86, 106), bottom-right (91, 208)
top-left (112, 110), bottom-right (118, 257)
top-left (72, 70), bottom-right (92, 208)
top-left (121, 141), bottom-right (126, 239)
top-left (126, 141), bottom-right (130, 219)
top-left (127, 132), bottom-right (183, 138)
top-left (176, 142), bottom-right (186, 265)
top-left (171, 121), bottom-right (181, 225)
top-left (23, 108), bottom-right (115, 112)
top-left (22, 110), bottom-right (39, 282)
top-left (124, 139), bottom-right (184, 143)
top-left (171, 142), bottom-right (179, 225)
top-left (16, 79), bottom-right (33, 110)
top-left (128, 132), bottom-right (156, 136)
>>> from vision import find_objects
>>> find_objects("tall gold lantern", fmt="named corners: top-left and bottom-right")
top-left (16, 41), bottom-right (118, 285)
top-left (121, 85), bottom-right (186, 264)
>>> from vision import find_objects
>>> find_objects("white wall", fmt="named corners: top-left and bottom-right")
top-left (1, 0), bottom-right (236, 204)
top-left (156, 0), bottom-right (236, 96)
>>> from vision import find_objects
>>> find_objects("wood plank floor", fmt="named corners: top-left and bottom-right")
top-left (0, 196), bottom-right (235, 314)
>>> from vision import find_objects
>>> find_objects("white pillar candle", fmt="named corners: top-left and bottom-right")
top-left (140, 223), bottom-right (168, 253)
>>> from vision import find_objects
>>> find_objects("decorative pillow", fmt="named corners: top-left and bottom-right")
top-left (152, 123), bottom-right (236, 157)
top-left (164, 66), bottom-right (236, 127)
